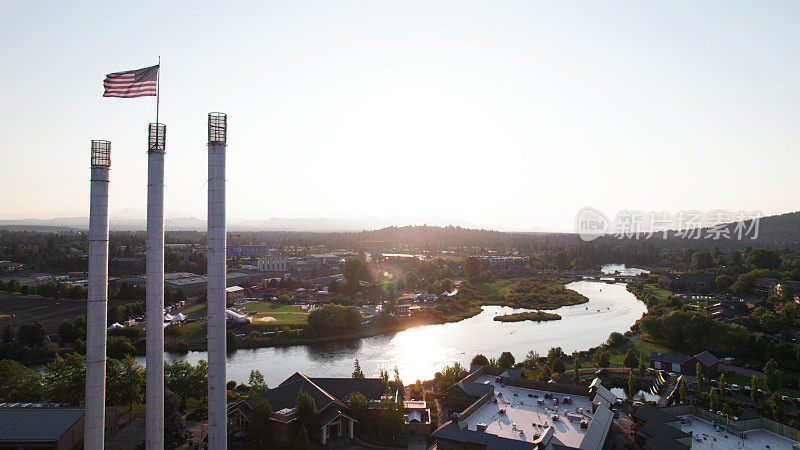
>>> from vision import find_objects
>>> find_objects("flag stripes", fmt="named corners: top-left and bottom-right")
top-left (103, 65), bottom-right (158, 98)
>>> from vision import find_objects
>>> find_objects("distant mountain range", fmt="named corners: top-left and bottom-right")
top-left (1, 211), bottom-right (798, 249)
top-left (0, 216), bottom-right (495, 232)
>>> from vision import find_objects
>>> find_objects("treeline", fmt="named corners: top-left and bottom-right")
top-left (0, 279), bottom-right (86, 299)
top-left (306, 304), bottom-right (362, 336)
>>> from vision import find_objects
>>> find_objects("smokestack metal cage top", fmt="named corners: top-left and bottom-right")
top-left (148, 123), bottom-right (166, 154)
top-left (208, 112), bottom-right (227, 144)
top-left (91, 140), bottom-right (110, 167)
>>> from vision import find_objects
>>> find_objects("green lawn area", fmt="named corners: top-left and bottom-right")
top-left (181, 301), bottom-right (309, 325)
top-left (474, 278), bottom-right (524, 299)
top-left (641, 283), bottom-right (673, 302)
top-left (608, 338), bottom-right (674, 366)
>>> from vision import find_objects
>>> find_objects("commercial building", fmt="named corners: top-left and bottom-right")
top-left (256, 252), bottom-right (357, 278)
top-left (118, 272), bottom-right (251, 296)
top-left (633, 404), bottom-right (800, 449)
top-left (227, 245), bottom-right (272, 257)
top-left (435, 366), bottom-right (614, 449)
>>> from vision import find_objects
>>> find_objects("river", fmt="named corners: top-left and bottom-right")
top-left (138, 265), bottom-right (647, 386)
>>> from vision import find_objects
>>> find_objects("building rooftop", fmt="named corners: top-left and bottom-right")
top-left (649, 352), bottom-right (690, 365)
top-left (458, 375), bottom-right (601, 448)
top-left (0, 407), bottom-right (84, 442)
top-left (679, 414), bottom-right (799, 450)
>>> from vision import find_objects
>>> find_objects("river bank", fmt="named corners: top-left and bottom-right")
top-left (143, 279), bottom-right (648, 385)
top-left (168, 274), bottom-right (588, 352)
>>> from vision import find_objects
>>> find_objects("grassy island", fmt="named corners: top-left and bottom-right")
top-left (493, 310), bottom-right (562, 322)
top-left (473, 275), bottom-right (590, 310)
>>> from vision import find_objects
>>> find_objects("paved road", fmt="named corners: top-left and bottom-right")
top-left (720, 363), bottom-right (764, 379)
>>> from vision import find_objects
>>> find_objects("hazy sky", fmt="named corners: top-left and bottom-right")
top-left (1, 1), bottom-right (798, 232)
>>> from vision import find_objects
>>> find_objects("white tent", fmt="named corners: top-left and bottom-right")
top-left (225, 309), bottom-right (250, 323)
top-left (107, 322), bottom-right (123, 330)
top-left (163, 313), bottom-right (174, 322)
top-left (172, 313), bottom-right (186, 322)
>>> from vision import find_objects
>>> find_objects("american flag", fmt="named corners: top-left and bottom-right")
top-left (103, 64), bottom-right (159, 98)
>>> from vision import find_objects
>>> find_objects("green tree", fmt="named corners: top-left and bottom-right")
top-left (17, 321), bottom-right (46, 347)
top-left (765, 359), bottom-right (779, 392)
top-left (393, 365), bottom-right (402, 385)
top-left (0, 359), bottom-right (43, 402)
top-left (751, 375), bottom-right (759, 404)
top-left (348, 391), bottom-right (368, 425)
top-left (296, 390), bottom-right (318, 440)
top-left (627, 370), bottom-right (636, 396)
top-left (43, 353), bottom-right (85, 405)
top-left (118, 355), bottom-right (144, 412)
top-left (549, 356), bottom-right (565, 374)
top-left (164, 390), bottom-right (183, 447)
top-left (57, 319), bottom-right (77, 344)
top-left (709, 387), bottom-right (720, 412)
top-left (379, 368), bottom-right (390, 387)
top-left (378, 388), bottom-right (405, 442)
top-left (436, 362), bottom-right (468, 392)
top-left (249, 396), bottom-right (272, 446)
top-left (573, 357), bottom-right (580, 384)
top-left (696, 363), bottom-right (704, 392)
top-left (343, 257), bottom-right (372, 291)
top-left (766, 392), bottom-right (785, 421)
top-left (638, 357), bottom-right (648, 376)
top-left (165, 360), bottom-right (195, 403)
top-left (497, 351), bottom-right (515, 369)
top-left (624, 349), bottom-right (638, 369)
top-left (719, 374), bottom-right (727, 400)
top-left (352, 359), bottom-right (365, 378)
top-left (307, 304), bottom-right (363, 336)
top-left (716, 275), bottom-right (735, 292)
top-left (692, 252), bottom-right (714, 271)
top-left (607, 332), bottom-right (626, 347)
top-left (596, 350), bottom-right (610, 369)
top-left (678, 377), bottom-right (687, 403)
top-left (249, 369), bottom-right (268, 393)
top-left (471, 354), bottom-right (489, 366)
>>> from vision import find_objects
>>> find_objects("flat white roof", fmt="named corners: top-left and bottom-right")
top-left (462, 375), bottom-right (595, 448)
top-left (679, 415), bottom-right (799, 450)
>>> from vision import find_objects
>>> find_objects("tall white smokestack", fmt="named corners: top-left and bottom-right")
top-left (85, 140), bottom-right (110, 450)
top-left (207, 112), bottom-right (227, 449)
top-left (146, 123), bottom-right (166, 449)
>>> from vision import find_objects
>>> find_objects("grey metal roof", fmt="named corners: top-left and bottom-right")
top-left (453, 381), bottom-right (494, 398)
top-left (501, 368), bottom-right (523, 379)
top-left (649, 352), bottom-right (690, 365)
top-left (693, 351), bottom-right (720, 367)
top-left (431, 420), bottom-right (538, 450)
top-left (0, 408), bottom-right (84, 442)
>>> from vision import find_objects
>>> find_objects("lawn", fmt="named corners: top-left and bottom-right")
top-left (474, 278), bottom-right (524, 299)
top-left (640, 283), bottom-right (673, 302)
top-left (181, 301), bottom-right (309, 326)
top-left (608, 338), bottom-right (674, 366)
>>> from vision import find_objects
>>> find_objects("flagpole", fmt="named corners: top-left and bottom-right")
top-left (156, 56), bottom-right (160, 125)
